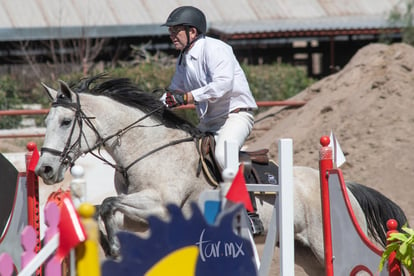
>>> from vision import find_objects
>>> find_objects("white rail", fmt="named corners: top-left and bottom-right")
top-left (225, 139), bottom-right (294, 276)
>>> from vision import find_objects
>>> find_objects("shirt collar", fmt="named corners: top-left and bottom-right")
top-left (186, 35), bottom-right (205, 60)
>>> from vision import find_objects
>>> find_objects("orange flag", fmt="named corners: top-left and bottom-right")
top-left (56, 195), bottom-right (87, 261)
top-left (225, 164), bottom-right (254, 212)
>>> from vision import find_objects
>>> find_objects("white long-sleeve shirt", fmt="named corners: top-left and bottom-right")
top-left (169, 36), bottom-right (257, 132)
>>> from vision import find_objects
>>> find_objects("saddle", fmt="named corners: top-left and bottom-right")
top-left (197, 134), bottom-right (279, 189)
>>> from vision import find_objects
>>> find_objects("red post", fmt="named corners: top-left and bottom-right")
top-left (319, 136), bottom-right (334, 276)
top-left (386, 219), bottom-right (402, 276)
top-left (25, 142), bottom-right (41, 276)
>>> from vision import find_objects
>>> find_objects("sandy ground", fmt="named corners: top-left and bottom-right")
top-left (2, 42), bottom-right (413, 275)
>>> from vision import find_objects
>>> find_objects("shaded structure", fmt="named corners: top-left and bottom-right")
top-left (0, 0), bottom-right (403, 77)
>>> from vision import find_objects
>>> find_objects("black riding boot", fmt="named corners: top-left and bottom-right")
top-left (247, 192), bottom-right (264, 235)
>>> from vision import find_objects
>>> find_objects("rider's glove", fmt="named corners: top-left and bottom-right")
top-left (165, 91), bottom-right (187, 108)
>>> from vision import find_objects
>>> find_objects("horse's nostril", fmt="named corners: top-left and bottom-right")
top-left (44, 166), bottom-right (53, 175)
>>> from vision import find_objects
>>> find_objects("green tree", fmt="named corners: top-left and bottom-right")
top-left (243, 63), bottom-right (314, 101)
top-left (0, 76), bottom-right (23, 129)
top-left (387, 0), bottom-right (414, 45)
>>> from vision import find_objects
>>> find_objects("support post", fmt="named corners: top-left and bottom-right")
top-left (70, 165), bottom-right (101, 276)
top-left (319, 136), bottom-right (334, 276)
top-left (386, 219), bottom-right (402, 276)
top-left (25, 142), bottom-right (41, 276)
top-left (76, 204), bottom-right (101, 276)
top-left (278, 139), bottom-right (294, 276)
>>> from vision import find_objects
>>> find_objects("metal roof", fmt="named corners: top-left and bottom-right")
top-left (0, 0), bottom-right (403, 41)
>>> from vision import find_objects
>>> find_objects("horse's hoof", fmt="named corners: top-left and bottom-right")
top-left (108, 236), bottom-right (121, 259)
top-left (109, 246), bottom-right (121, 260)
top-left (110, 252), bottom-right (120, 260)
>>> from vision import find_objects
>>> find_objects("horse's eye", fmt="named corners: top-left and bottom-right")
top-left (61, 118), bottom-right (72, 126)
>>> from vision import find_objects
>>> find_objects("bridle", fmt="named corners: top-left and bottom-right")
top-left (41, 92), bottom-right (194, 183)
top-left (41, 93), bottom-right (91, 167)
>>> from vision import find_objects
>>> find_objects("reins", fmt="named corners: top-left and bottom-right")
top-left (120, 136), bottom-right (194, 181)
top-left (43, 91), bottom-right (196, 184)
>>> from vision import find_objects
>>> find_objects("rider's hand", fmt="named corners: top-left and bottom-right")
top-left (165, 91), bottom-right (187, 108)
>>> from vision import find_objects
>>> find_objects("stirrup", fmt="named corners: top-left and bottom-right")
top-left (247, 212), bottom-right (264, 236)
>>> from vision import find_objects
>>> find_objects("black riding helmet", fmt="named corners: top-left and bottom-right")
top-left (162, 6), bottom-right (207, 34)
top-left (163, 6), bottom-right (207, 64)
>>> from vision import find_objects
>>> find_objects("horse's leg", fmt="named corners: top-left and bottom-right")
top-left (289, 167), bottom-right (325, 262)
top-left (99, 189), bottom-right (167, 258)
top-left (295, 242), bottom-right (325, 275)
top-left (97, 171), bottom-right (126, 257)
top-left (99, 196), bottom-right (122, 257)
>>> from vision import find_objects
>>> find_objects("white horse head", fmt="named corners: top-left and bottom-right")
top-left (37, 80), bottom-right (100, 184)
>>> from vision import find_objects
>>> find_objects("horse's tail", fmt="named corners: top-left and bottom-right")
top-left (346, 181), bottom-right (409, 248)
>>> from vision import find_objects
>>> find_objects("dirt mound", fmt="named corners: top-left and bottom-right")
top-left (247, 43), bottom-right (414, 225)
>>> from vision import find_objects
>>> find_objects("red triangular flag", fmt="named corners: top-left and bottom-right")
top-left (56, 195), bottom-right (87, 261)
top-left (225, 164), bottom-right (254, 212)
top-left (28, 145), bottom-right (39, 172)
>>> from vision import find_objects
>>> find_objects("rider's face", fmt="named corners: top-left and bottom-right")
top-left (169, 26), bottom-right (197, 51)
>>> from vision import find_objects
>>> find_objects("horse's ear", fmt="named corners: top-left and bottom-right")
top-left (41, 82), bottom-right (58, 102)
top-left (58, 80), bottom-right (74, 101)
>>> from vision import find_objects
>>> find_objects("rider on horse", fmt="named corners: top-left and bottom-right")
top-left (161, 6), bottom-right (263, 235)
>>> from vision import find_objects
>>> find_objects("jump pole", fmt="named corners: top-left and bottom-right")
top-left (25, 142), bottom-right (41, 254)
top-left (319, 136), bottom-right (334, 276)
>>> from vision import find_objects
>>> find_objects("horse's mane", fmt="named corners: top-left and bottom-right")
top-left (72, 75), bottom-right (200, 136)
